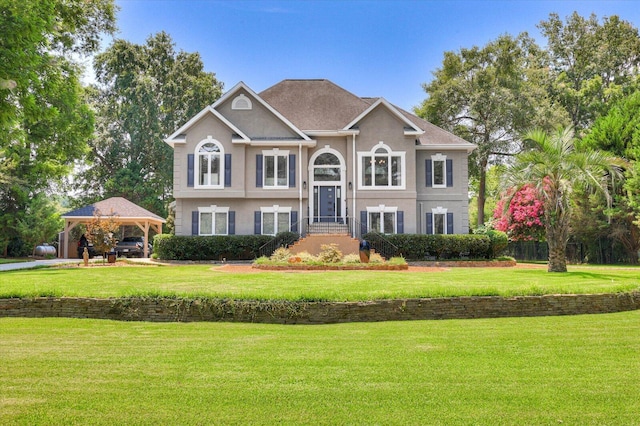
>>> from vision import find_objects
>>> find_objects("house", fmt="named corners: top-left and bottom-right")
top-left (165, 79), bottom-right (475, 240)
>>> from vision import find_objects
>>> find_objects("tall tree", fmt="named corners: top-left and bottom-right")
top-left (0, 0), bottom-right (116, 255)
top-left (416, 33), bottom-right (567, 226)
top-left (581, 91), bottom-right (640, 263)
top-left (76, 32), bottom-right (223, 216)
top-left (504, 127), bottom-right (624, 272)
top-left (538, 12), bottom-right (640, 132)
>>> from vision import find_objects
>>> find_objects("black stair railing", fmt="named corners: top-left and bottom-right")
top-left (257, 216), bottom-right (400, 260)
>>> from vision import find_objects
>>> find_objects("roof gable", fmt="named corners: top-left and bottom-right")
top-left (343, 98), bottom-right (424, 135)
top-left (164, 106), bottom-right (250, 147)
top-left (213, 82), bottom-right (310, 141)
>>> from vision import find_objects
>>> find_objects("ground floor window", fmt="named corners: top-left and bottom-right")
top-left (261, 206), bottom-right (291, 236)
top-left (198, 206), bottom-right (229, 235)
top-left (367, 205), bottom-right (398, 234)
top-left (427, 206), bottom-right (453, 234)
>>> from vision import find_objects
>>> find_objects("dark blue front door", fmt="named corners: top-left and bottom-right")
top-left (319, 186), bottom-right (336, 222)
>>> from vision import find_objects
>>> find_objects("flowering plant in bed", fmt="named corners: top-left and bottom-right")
top-left (253, 245), bottom-right (408, 270)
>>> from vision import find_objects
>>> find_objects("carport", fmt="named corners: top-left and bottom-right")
top-left (60, 197), bottom-right (166, 259)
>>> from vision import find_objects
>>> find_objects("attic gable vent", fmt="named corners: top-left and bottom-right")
top-left (232, 94), bottom-right (252, 110)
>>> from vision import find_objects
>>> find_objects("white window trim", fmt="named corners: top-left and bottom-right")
top-left (262, 148), bottom-right (289, 189)
top-left (431, 153), bottom-right (447, 189)
top-left (367, 204), bottom-right (398, 234)
top-left (232, 94), bottom-right (252, 110)
top-left (431, 206), bottom-right (448, 235)
top-left (195, 136), bottom-right (224, 189)
top-left (357, 141), bottom-right (406, 190)
top-left (260, 205), bottom-right (292, 236)
top-left (198, 205), bottom-right (230, 236)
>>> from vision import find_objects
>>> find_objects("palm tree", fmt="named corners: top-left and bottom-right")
top-left (504, 127), bottom-right (625, 272)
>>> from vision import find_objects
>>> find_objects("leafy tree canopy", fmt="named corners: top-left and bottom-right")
top-left (75, 31), bottom-right (224, 216)
top-left (415, 32), bottom-right (567, 226)
top-left (0, 0), bottom-right (116, 256)
top-left (538, 12), bottom-right (640, 131)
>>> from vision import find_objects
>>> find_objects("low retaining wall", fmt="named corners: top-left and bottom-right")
top-left (1, 292), bottom-right (638, 324)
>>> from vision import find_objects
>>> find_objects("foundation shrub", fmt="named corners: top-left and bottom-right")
top-left (297, 251), bottom-right (318, 263)
top-left (270, 247), bottom-right (292, 263)
top-left (365, 234), bottom-right (492, 260)
top-left (342, 253), bottom-right (361, 264)
top-left (317, 244), bottom-right (343, 263)
top-left (153, 234), bottom-right (273, 261)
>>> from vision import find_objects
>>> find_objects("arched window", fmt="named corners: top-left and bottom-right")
top-left (232, 94), bottom-right (252, 110)
top-left (313, 152), bottom-right (341, 181)
top-left (196, 138), bottom-right (224, 188)
top-left (358, 142), bottom-right (405, 189)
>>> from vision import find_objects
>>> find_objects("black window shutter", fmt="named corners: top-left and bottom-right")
top-left (224, 154), bottom-right (232, 187)
top-left (447, 212), bottom-right (454, 234)
top-left (360, 210), bottom-right (368, 236)
top-left (446, 159), bottom-right (453, 187)
top-left (289, 154), bottom-right (296, 188)
top-left (187, 154), bottom-right (194, 187)
top-left (254, 211), bottom-right (261, 234)
top-left (191, 211), bottom-right (199, 235)
top-left (291, 211), bottom-right (298, 233)
top-left (228, 211), bottom-right (235, 235)
top-left (426, 213), bottom-right (433, 234)
top-left (425, 159), bottom-right (432, 187)
top-left (397, 211), bottom-right (404, 234)
top-left (256, 155), bottom-right (263, 188)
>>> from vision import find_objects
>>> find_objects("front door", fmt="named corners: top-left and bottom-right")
top-left (319, 186), bottom-right (336, 222)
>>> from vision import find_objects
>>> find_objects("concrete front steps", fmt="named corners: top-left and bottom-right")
top-left (289, 234), bottom-right (360, 256)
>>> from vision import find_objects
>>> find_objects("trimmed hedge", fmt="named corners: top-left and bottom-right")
top-left (153, 234), bottom-right (273, 261)
top-left (364, 233), bottom-right (492, 260)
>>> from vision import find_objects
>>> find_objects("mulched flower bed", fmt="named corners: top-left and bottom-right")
top-left (252, 264), bottom-right (409, 271)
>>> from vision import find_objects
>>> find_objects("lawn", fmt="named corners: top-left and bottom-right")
top-left (1, 311), bottom-right (639, 425)
top-left (0, 258), bottom-right (28, 265)
top-left (0, 263), bottom-right (639, 301)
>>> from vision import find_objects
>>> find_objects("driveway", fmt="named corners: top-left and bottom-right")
top-left (0, 258), bottom-right (79, 272)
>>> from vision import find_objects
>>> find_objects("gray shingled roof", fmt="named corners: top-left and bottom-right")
top-left (260, 79), bottom-right (474, 148)
top-left (63, 197), bottom-right (165, 221)
top-left (260, 79), bottom-right (371, 131)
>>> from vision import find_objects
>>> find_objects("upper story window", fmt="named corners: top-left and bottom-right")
top-left (231, 94), bottom-right (252, 110)
top-left (263, 149), bottom-right (289, 188)
top-left (358, 142), bottom-right (405, 189)
top-left (196, 138), bottom-right (224, 188)
top-left (426, 154), bottom-right (453, 188)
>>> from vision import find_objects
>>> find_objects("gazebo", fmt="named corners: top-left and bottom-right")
top-left (60, 197), bottom-right (166, 259)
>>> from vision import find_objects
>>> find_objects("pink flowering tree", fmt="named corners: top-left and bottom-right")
top-left (494, 184), bottom-right (545, 241)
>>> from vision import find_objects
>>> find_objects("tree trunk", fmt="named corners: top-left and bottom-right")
top-left (477, 160), bottom-right (488, 227)
top-left (547, 236), bottom-right (567, 272)
top-left (545, 200), bottom-right (569, 272)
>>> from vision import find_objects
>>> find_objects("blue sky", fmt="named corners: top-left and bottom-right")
top-left (110, 0), bottom-right (640, 111)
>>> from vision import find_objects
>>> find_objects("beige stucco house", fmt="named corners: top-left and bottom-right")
top-left (165, 79), bottom-right (475, 238)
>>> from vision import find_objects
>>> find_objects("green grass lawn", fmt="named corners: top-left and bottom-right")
top-left (0, 258), bottom-right (28, 265)
top-left (1, 311), bottom-right (639, 425)
top-left (1, 263), bottom-right (639, 301)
